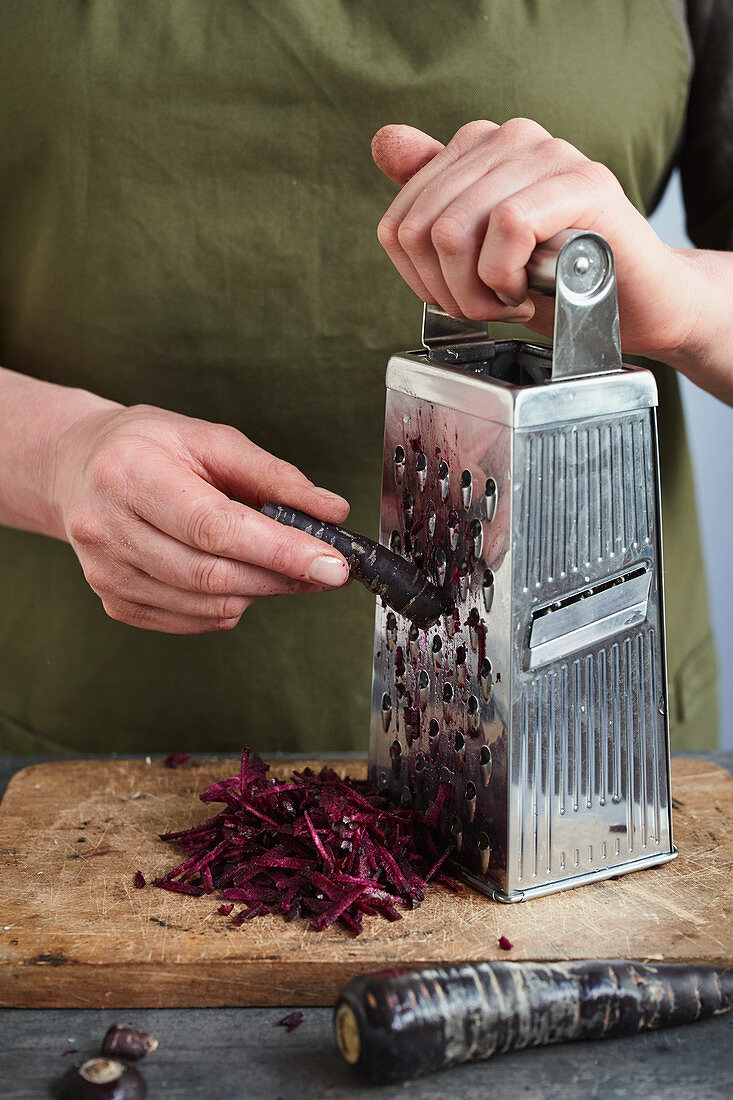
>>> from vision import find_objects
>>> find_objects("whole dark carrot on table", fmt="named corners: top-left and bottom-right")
top-left (334, 960), bottom-right (733, 1084)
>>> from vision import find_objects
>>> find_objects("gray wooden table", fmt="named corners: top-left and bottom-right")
top-left (2, 752), bottom-right (732, 1099)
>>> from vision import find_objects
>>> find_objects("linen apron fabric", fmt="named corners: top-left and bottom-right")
top-left (0, 0), bottom-right (718, 753)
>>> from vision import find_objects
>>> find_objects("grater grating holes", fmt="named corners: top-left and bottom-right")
top-left (470, 518), bottom-right (483, 559)
top-left (448, 509), bottom-right (460, 551)
top-left (442, 682), bottom-right (454, 721)
top-left (478, 831), bottom-right (491, 875)
top-left (416, 452), bottom-right (427, 492)
top-left (482, 569), bottom-right (494, 612)
top-left (431, 635), bottom-right (443, 672)
top-left (426, 501), bottom-right (436, 540)
top-left (479, 657), bottom-right (492, 696)
top-left (434, 547), bottom-right (447, 586)
top-left (394, 445), bottom-right (405, 485)
top-left (480, 744), bottom-right (493, 786)
top-left (381, 693), bottom-right (392, 732)
top-left (417, 669), bottom-right (430, 710)
top-left (403, 490), bottom-right (414, 528)
top-left (460, 469), bottom-right (473, 509)
top-left (485, 478), bottom-right (497, 521)
top-left (438, 461), bottom-right (450, 501)
top-left (389, 739), bottom-right (401, 777)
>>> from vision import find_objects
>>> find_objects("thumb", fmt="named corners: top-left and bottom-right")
top-left (195, 428), bottom-right (351, 525)
top-left (371, 124), bottom-right (445, 187)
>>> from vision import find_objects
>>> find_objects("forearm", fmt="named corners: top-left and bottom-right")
top-left (0, 367), bottom-right (119, 539)
top-left (658, 249), bottom-right (733, 406)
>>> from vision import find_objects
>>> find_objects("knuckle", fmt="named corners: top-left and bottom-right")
top-left (431, 212), bottom-right (470, 257)
top-left (377, 212), bottom-right (401, 250)
top-left (82, 561), bottom-right (114, 596)
top-left (500, 116), bottom-right (544, 141)
top-left (396, 215), bottom-right (430, 255)
top-left (125, 402), bottom-right (158, 421)
top-left (452, 119), bottom-right (495, 150)
top-left (101, 597), bottom-right (134, 625)
top-left (542, 136), bottom-right (579, 165)
top-left (211, 421), bottom-right (249, 453)
top-left (193, 554), bottom-right (235, 596)
top-left (267, 533), bottom-right (300, 578)
top-left (87, 437), bottom-right (140, 499)
top-left (218, 594), bottom-right (248, 620)
top-left (460, 297), bottom-right (496, 322)
top-left (490, 197), bottom-right (528, 239)
top-left (66, 507), bottom-right (106, 548)
top-left (215, 421), bottom-right (243, 443)
top-left (261, 453), bottom-right (295, 489)
top-left (476, 252), bottom-right (503, 289)
top-left (213, 614), bottom-right (242, 632)
top-left (574, 159), bottom-right (618, 193)
top-left (188, 504), bottom-right (236, 554)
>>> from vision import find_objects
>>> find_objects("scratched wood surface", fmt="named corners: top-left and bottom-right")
top-left (1, 757), bottom-right (731, 1008)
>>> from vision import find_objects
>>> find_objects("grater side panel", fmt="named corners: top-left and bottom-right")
top-left (515, 414), bottom-right (657, 590)
top-left (507, 408), bottom-right (673, 895)
top-left (368, 384), bottom-right (513, 893)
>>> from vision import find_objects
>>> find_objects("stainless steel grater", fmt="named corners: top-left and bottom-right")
top-left (368, 231), bottom-right (677, 902)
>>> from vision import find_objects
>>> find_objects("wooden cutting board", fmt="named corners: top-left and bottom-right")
top-left (1, 757), bottom-right (731, 1007)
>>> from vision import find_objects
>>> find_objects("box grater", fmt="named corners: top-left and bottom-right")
top-left (368, 231), bottom-right (677, 902)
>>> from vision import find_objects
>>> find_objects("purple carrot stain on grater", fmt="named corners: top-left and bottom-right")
top-left (416, 452), bottom-right (427, 492)
top-left (437, 461), bottom-right (450, 502)
top-left (448, 509), bottom-right (460, 551)
top-left (434, 547), bottom-right (447, 587)
top-left (426, 501), bottom-right (437, 540)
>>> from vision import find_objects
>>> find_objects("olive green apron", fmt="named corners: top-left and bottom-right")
top-left (0, 0), bottom-right (717, 752)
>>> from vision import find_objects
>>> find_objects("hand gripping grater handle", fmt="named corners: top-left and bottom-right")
top-left (423, 230), bottom-right (622, 381)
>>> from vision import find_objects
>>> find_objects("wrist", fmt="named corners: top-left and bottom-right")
top-left (647, 249), bottom-right (723, 378)
top-left (47, 390), bottom-right (123, 541)
top-left (0, 367), bottom-right (122, 540)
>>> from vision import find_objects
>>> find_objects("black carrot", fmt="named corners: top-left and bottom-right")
top-left (334, 959), bottom-right (733, 1083)
top-left (261, 502), bottom-right (447, 628)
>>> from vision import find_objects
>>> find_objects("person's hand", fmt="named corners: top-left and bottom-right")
top-left (372, 119), bottom-right (693, 360)
top-left (53, 403), bottom-right (351, 633)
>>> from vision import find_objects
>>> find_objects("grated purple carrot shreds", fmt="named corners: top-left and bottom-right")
top-left (164, 752), bottom-right (191, 769)
top-left (277, 1011), bottom-right (304, 1032)
top-left (155, 750), bottom-right (460, 935)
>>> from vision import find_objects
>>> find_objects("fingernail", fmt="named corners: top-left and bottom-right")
top-left (308, 556), bottom-right (349, 586)
top-left (496, 291), bottom-right (525, 308)
top-left (501, 301), bottom-right (534, 322)
top-left (310, 486), bottom-right (346, 502)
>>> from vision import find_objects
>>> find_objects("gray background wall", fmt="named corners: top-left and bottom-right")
top-left (648, 172), bottom-right (733, 749)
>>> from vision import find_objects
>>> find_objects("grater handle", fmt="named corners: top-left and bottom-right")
top-left (422, 230), bottom-right (622, 381)
top-left (524, 227), bottom-right (586, 295)
top-left (261, 502), bottom-right (448, 628)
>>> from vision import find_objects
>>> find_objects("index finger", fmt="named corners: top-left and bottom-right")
top-left (381, 121), bottom-right (499, 226)
top-left (133, 460), bottom-right (350, 586)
